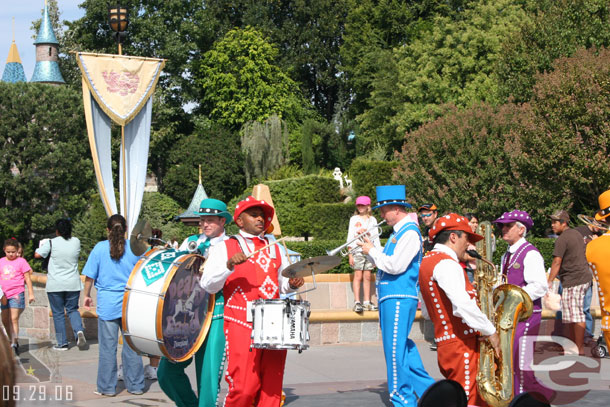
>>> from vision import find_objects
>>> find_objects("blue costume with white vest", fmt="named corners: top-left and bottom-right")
top-left (370, 185), bottom-right (435, 407)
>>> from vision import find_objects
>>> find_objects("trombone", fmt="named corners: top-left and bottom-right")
top-left (326, 220), bottom-right (386, 257)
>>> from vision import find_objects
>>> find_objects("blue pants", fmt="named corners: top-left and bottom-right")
top-left (47, 291), bottom-right (84, 347)
top-left (584, 283), bottom-right (594, 338)
top-left (379, 298), bottom-right (435, 406)
top-left (97, 318), bottom-right (145, 395)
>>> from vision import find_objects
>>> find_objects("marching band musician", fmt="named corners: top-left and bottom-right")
top-left (493, 210), bottom-right (552, 402)
top-left (157, 198), bottom-right (231, 407)
top-left (199, 196), bottom-right (304, 407)
top-left (586, 190), bottom-right (610, 353)
top-left (358, 185), bottom-right (435, 407)
top-left (418, 213), bottom-right (500, 407)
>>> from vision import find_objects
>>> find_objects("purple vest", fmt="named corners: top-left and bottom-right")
top-left (502, 241), bottom-right (542, 312)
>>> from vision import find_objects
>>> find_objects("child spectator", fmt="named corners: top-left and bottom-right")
top-left (347, 196), bottom-right (380, 312)
top-left (0, 238), bottom-right (35, 355)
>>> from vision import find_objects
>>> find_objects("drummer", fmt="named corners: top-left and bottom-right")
top-left (200, 196), bottom-right (304, 407)
top-left (157, 198), bottom-right (231, 407)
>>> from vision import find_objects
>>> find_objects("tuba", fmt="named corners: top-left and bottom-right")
top-left (475, 221), bottom-right (533, 407)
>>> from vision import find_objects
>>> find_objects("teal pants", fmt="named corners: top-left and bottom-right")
top-left (158, 294), bottom-right (225, 407)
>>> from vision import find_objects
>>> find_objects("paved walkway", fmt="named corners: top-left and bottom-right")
top-left (11, 338), bottom-right (610, 406)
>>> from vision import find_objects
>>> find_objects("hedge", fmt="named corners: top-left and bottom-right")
top-left (228, 175), bottom-right (341, 237)
top-left (349, 159), bottom-right (397, 200)
top-left (285, 237), bottom-right (557, 274)
top-left (301, 203), bottom-right (355, 240)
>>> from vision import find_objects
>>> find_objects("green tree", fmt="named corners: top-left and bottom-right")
top-left (163, 121), bottom-right (245, 206)
top-left (393, 102), bottom-right (528, 227)
top-left (241, 115), bottom-right (289, 185)
top-left (508, 47), bottom-right (610, 223)
top-left (359, 0), bottom-right (529, 154)
top-left (496, 0), bottom-right (610, 103)
top-left (200, 0), bottom-right (349, 121)
top-left (340, 0), bottom-right (473, 119)
top-left (0, 82), bottom-right (95, 241)
top-left (197, 27), bottom-right (307, 131)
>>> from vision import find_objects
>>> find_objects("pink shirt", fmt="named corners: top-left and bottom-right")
top-left (0, 257), bottom-right (32, 299)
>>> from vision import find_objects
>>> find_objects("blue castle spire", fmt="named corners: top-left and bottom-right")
top-left (30, 1), bottom-right (65, 84)
top-left (2, 41), bottom-right (27, 83)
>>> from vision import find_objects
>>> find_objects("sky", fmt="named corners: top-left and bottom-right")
top-left (0, 1), bottom-right (85, 80)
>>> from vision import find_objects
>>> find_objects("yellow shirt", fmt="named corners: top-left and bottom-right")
top-left (586, 233), bottom-right (610, 332)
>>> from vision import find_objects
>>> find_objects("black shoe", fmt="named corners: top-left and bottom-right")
top-left (429, 343), bottom-right (437, 351)
top-left (11, 343), bottom-right (19, 356)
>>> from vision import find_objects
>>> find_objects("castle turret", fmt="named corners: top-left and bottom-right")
top-left (2, 18), bottom-right (27, 83)
top-left (30, 1), bottom-right (65, 84)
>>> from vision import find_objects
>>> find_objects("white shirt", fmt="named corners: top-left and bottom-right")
top-left (500, 237), bottom-right (548, 302)
top-left (367, 216), bottom-right (420, 275)
top-left (200, 230), bottom-right (292, 294)
top-left (347, 215), bottom-right (381, 251)
top-left (432, 244), bottom-right (496, 336)
top-left (179, 232), bottom-right (227, 256)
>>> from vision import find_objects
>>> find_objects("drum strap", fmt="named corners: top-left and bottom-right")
top-left (230, 235), bottom-right (278, 259)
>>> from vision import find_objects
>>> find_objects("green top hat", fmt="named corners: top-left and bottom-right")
top-left (196, 198), bottom-right (232, 224)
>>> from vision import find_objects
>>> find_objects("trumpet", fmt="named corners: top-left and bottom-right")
top-left (326, 220), bottom-right (386, 257)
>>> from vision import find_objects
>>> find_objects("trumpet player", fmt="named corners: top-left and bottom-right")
top-left (494, 210), bottom-right (552, 401)
top-left (158, 198), bottom-right (231, 407)
top-left (359, 185), bottom-right (435, 407)
top-left (419, 213), bottom-right (500, 407)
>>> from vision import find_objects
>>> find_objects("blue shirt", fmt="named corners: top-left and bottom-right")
top-left (82, 240), bottom-right (139, 320)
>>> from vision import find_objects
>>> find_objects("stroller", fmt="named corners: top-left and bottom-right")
top-left (591, 334), bottom-right (608, 358)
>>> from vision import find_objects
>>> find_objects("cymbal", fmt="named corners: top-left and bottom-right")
top-left (281, 256), bottom-right (342, 278)
top-left (130, 220), bottom-right (152, 256)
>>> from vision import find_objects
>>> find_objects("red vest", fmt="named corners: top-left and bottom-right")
top-left (419, 250), bottom-right (479, 345)
top-left (222, 237), bottom-right (282, 328)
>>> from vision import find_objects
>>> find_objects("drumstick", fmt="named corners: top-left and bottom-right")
top-left (246, 236), bottom-right (289, 259)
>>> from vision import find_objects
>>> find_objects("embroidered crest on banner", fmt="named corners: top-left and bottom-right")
top-left (102, 71), bottom-right (139, 96)
top-left (259, 275), bottom-right (278, 299)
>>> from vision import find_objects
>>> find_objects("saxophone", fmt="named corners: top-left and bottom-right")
top-left (475, 221), bottom-right (533, 407)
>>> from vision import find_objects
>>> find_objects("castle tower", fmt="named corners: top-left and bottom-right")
top-left (1, 19), bottom-right (27, 83)
top-left (30, 0), bottom-right (65, 84)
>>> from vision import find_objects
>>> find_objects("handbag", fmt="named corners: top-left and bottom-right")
top-left (41, 240), bottom-right (52, 271)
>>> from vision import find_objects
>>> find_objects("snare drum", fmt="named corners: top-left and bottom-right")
top-left (122, 248), bottom-right (214, 362)
top-left (250, 299), bottom-right (310, 351)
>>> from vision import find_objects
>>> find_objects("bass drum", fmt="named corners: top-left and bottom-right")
top-left (122, 248), bottom-right (214, 362)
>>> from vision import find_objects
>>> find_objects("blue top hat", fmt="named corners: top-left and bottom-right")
top-left (372, 185), bottom-right (412, 209)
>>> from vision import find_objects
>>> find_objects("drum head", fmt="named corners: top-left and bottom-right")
top-left (160, 254), bottom-right (213, 361)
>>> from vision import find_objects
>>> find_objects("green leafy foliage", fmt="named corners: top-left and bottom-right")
top-left (139, 192), bottom-right (197, 244)
top-left (241, 115), bottom-right (290, 184)
top-left (300, 203), bottom-right (355, 240)
top-left (349, 159), bottom-right (397, 200)
top-left (72, 194), bottom-right (108, 268)
top-left (393, 102), bottom-right (532, 229)
top-left (0, 82), bottom-right (94, 242)
top-left (228, 175), bottom-right (341, 237)
top-left (507, 47), bottom-right (610, 225)
top-left (496, 0), bottom-right (610, 103)
top-left (197, 27), bottom-right (307, 131)
top-left (162, 121), bottom-right (245, 207)
top-left (359, 0), bottom-right (528, 153)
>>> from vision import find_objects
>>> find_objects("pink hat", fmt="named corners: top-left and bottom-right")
top-left (355, 196), bottom-right (371, 206)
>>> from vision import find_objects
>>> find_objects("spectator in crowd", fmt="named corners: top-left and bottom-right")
top-left (82, 215), bottom-right (145, 396)
top-left (547, 210), bottom-right (591, 354)
top-left (35, 219), bottom-right (87, 351)
top-left (418, 203), bottom-right (439, 351)
top-left (347, 195), bottom-right (380, 312)
top-left (0, 238), bottom-right (34, 355)
top-left (574, 220), bottom-right (604, 343)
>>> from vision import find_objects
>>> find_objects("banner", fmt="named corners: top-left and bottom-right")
top-left (77, 52), bottom-right (165, 235)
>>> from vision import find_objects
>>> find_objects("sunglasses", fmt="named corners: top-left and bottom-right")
top-left (420, 213), bottom-right (433, 218)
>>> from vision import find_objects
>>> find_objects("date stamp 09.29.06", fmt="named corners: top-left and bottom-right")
top-left (2, 385), bottom-right (74, 402)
